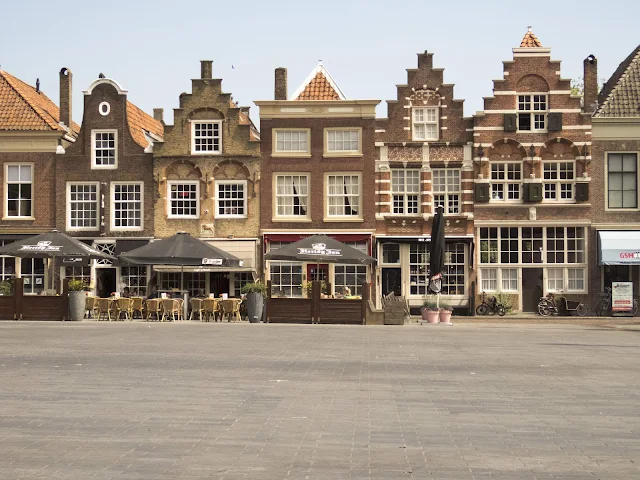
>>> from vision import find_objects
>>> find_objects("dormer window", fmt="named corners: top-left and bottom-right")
top-left (517, 94), bottom-right (547, 131)
top-left (191, 121), bottom-right (222, 155)
top-left (412, 107), bottom-right (438, 141)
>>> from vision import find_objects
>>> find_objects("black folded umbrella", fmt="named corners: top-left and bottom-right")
top-left (264, 234), bottom-right (375, 265)
top-left (429, 205), bottom-right (446, 294)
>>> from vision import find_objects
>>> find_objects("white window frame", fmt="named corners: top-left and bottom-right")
top-left (324, 128), bottom-right (362, 156)
top-left (215, 180), bottom-right (247, 219)
top-left (567, 268), bottom-right (585, 292)
top-left (432, 169), bottom-right (461, 214)
top-left (110, 182), bottom-right (144, 231)
top-left (273, 129), bottom-right (311, 156)
top-left (67, 182), bottom-right (100, 231)
top-left (517, 93), bottom-right (548, 132)
top-left (167, 181), bottom-right (199, 219)
top-left (412, 107), bottom-right (439, 141)
top-left (191, 120), bottom-right (222, 155)
top-left (480, 268), bottom-right (498, 292)
top-left (325, 173), bottom-right (362, 220)
top-left (391, 169), bottom-right (420, 215)
top-left (269, 261), bottom-right (303, 298)
top-left (274, 174), bottom-right (310, 220)
top-left (490, 162), bottom-right (522, 202)
top-left (605, 152), bottom-right (639, 211)
top-left (4, 163), bottom-right (33, 219)
top-left (543, 161), bottom-right (575, 202)
top-left (91, 129), bottom-right (118, 169)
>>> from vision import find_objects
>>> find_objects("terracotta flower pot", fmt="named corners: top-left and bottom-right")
top-left (421, 308), bottom-right (440, 324)
top-left (439, 309), bottom-right (453, 324)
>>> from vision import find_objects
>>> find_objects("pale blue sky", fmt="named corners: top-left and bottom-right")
top-left (2, 0), bottom-right (639, 125)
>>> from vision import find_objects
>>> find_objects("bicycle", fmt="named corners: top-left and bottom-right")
top-left (596, 286), bottom-right (639, 316)
top-left (476, 291), bottom-right (505, 316)
top-left (538, 292), bottom-right (557, 316)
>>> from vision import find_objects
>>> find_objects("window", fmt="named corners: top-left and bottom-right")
top-left (382, 244), bottom-right (400, 264)
top-left (547, 269), bottom-right (564, 292)
top-left (409, 243), bottom-right (429, 295)
top-left (335, 242), bottom-right (367, 296)
top-left (522, 227), bottom-right (543, 264)
top-left (567, 268), bottom-right (584, 291)
top-left (68, 183), bottom-right (98, 229)
top-left (566, 227), bottom-right (585, 263)
top-left (433, 169), bottom-right (460, 214)
top-left (0, 240), bottom-right (16, 282)
top-left (481, 268), bottom-right (497, 291)
top-left (191, 121), bottom-right (222, 154)
top-left (274, 129), bottom-right (309, 154)
top-left (5, 164), bottom-right (32, 218)
top-left (234, 272), bottom-right (254, 298)
top-left (546, 227), bottom-right (565, 263)
top-left (92, 130), bottom-right (117, 168)
top-left (216, 181), bottom-right (246, 218)
top-left (275, 175), bottom-right (309, 218)
top-left (500, 227), bottom-right (519, 264)
top-left (491, 163), bottom-right (521, 200)
top-left (121, 266), bottom-right (147, 297)
top-left (93, 242), bottom-right (115, 266)
top-left (65, 266), bottom-right (91, 288)
top-left (517, 94), bottom-right (547, 131)
top-left (501, 269), bottom-right (518, 291)
top-left (327, 174), bottom-right (360, 217)
top-left (21, 258), bottom-right (44, 295)
top-left (112, 183), bottom-right (143, 230)
top-left (186, 273), bottom-right (206, 298)
top-left (270, 262), bottom-right (303, 297)
top-left (480, 228), bottom-right (498, 264)
top-left (391, 170), bottom-right (420, 214)
top-left (326, 129), bottom-right (360, 154)
top-left (412, 108), bottom-right (438, 141)
top-left (607, 153), bottom-right (638, 209)
top-left (544, 162), bottom-right (574, 200)
top-left (168, 182), bottom-right (199, 218)
top-left (443, 243), bottom-right (465, 295)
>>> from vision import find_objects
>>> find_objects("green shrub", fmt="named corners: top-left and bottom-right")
top-left (421, 294), bottom-right (439, 310)
top-left (240, 281), bottom-right (267, 298)
top-left (496, 292), bottom-right (513, 314)
top-left (68, 278), bottom-right (87, 292)
top-left (0, 279), bottom-right (12, 296)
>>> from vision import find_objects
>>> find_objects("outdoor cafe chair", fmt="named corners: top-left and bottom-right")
top-left (84, 296), bottom-right (98, 319)
top-left (221, 299), bottom-right (242, 322)
top-left (116, 298), bottom-right (133, 321)
top-left (189, 298), bottom-right (204, 321)
top-left (175, 298), bottom-right (185, 321)
top-left (96, 298), bottom-right (112, 321)
top-left (130, 297), bottom-right (144, 319)
top-left (202, 298), bottom-right (217, 322)
top-left (145, 299), bottom-right (162, 321)
top-left (161, 298), bottom-right (180, 322)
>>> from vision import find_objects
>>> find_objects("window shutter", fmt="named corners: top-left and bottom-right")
top-left (504, 114), bottom-right (517, 132)
top-left (524, 183), bottom-right (543, 202)
top-left (475, 183), bottom-right (490, 203)
top-left (548, 112), bottom-right (562, 132)
top-left (575, 183), bottom-right (589, 202)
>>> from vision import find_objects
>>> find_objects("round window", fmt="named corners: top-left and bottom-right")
top-left (99, 102), bottom-right (110, 116)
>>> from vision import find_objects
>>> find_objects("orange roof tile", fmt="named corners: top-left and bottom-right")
top-left (229, 99), bottom-right (260, 141)
top-left (0, 70), bottom-right (80, 134)
top-left (126, 101), bottom-right (164, 148)
top-left (520, 28), bottom-right (543, 47)
top-left (292, 63), bottom-right (346, 101)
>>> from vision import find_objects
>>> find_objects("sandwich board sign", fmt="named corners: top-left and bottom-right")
top-left (611, 282), bottom-right (633, 313)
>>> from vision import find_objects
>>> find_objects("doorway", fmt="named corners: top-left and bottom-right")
top-left (382, 267), bottom-right (402, 297)
top-left (521, 268), bottom-right (543, 312)
top-left (307, 264), bottom-right (328, 283)
top-left (96, 268), bottom-right (117, 298)
top-left (210, 272), bottom-right (230, 297)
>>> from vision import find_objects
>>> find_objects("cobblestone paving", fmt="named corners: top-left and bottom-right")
top-left (0, 321), bottom-right (638, 479)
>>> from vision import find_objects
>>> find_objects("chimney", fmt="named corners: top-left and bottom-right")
top-left (583, 54), bottom-right (598, 113)
top-left (417, 51), bottom-right (433, 71)
top-left (153, 108), bottom-right (164, 123)
top-left (275, 67), bottom-right (287, 100)
top-left (200, 60), bottom-right (213, 79)
top-left (59, 67), bottom-right (72, 128)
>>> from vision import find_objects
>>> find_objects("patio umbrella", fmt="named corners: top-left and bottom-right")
top-left (264, 234), bottom-right (375, 265)
top-left (0, 230), bottom-right (116, 292)
top-left (429, 205), bottom-right (446, 300)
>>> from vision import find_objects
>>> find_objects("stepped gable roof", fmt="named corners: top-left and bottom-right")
top-left (520, 27), bottom-right (543, 47)
top-left (0, 69), bottom-right (80, 134)
top-left (231, 99), bottom-right (260, 141)
top-left (596, 44), bottom-right (640, 117)
top-left (290, 62), bottom-right (346, 101)
top-left (125, 100), bottom-right (164, 148)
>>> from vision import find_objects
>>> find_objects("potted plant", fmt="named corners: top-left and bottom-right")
top-left (0, 279), bottom-right (12, 296)
top-left (241, 282), bottom-right (267, 323)
top-left (438, 297), bottom-right (453, 324)
top-left (68, 278), bottom-right (87, 321)
top-left (421, 295), bottom-right (440, 324)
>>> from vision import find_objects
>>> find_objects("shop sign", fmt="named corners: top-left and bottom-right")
top-left (612, 282), bottom-right (633, 312)
top-left (202, 258), bottom-right (223, 265)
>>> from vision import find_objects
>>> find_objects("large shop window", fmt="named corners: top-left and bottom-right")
top-left (607, 153), bottom-right (638, 209)
top-left (432, 169), bottom-right (460, 214)
top-left (21, 258), bottom-right (44, 295)
top-left (409, 243), bottom-right (466, 296)
top-left (335, 242), bottom-right (367, 296)
top-left (158, 272), bottom-right (205, 298)
top-left (270, 262), bottom-right (303, 298)
top-left (65, 266), bottom-right (90, 286)
top-left (391, 169), bottom-right (420, 215)
top-left (490, 163), bottom-right (521, 201)
top-left (121, 266), bottom-right (148, 297)
top-left (5, 164), bottom-right (32, 218)
top-left (327, 174), bottom-right (360, 218)
top-left (234, 272), bottom-right (254, 298)
top-left (275, 175), bottom-right (309, 218)
top-left (0, 240), bottom-right (16, 281)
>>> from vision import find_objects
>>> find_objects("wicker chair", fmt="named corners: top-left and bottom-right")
top-left (175, 299), bottom-right (184, 321)
top-left (221, 299), bottom-right (242, 322)
top-left (202, 298), bottom-right (217, 322)
top-left (145, 299), bottom-right (162, 321)
top-left (96, 298), bottom-right (112, 321)
top-left (161, 298), bottom-right (180, 322)
top-left (130, 297), bottom-right (144, 319)
top-left (116, 298), bottom-right (133, 321)
top-left (189, 298), bottom-right (204, 321)
top-left (85, 296), bottom-right (98, 319)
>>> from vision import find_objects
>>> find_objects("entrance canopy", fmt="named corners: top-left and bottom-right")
top-left (598, 230), bottom-right (640, 265)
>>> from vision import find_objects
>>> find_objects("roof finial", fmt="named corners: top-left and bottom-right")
top-left (318, 59), bottom-right (323, 65)
top-left (527, 25), bottom-right (532, 32)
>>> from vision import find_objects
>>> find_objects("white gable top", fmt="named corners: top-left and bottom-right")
top-left (289, 62), bottom-right (347, 101)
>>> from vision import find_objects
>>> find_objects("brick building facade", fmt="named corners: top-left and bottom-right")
top-left (56, 75), bottom-right (163, 298)
top-left (152, 61), bottom-right (261, 297)
top-left (255, 63), bottom-right (379, 298)
top-left (473, 29), bottom-right (594, 313)
top-left (374, 52), bottom-right (474, 310)
top-left (0, 68), bottom-right (78, 293)
top-left (591, 45), bottom-right (640, 310)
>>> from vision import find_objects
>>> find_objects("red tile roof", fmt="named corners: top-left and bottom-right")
top-left (520, 28), bottom-right (543, 48)
top-left (126, 101), bottom-right (164, 148)
top-left (292, 63), bottom-right (346, 101)
top-left (0, 69), bottom-right (80, 134)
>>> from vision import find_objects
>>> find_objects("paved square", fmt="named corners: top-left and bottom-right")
top-left (0, 321), bottom-right (639, 479)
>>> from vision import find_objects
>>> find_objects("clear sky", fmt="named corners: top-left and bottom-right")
top-left (2, 0), bottom-right (639, 126)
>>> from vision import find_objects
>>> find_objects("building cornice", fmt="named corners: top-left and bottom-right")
top-left (254, 100), bottom-right (379, 119)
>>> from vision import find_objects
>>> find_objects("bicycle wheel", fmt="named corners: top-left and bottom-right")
top-left (476, 304), bottom-right (489, 316)
top-left (496, 304), bottom-right (506, 316)
top-left (633, 300), bottom-right (639, 316)
top-left (538, 302), bottom-right (551, 316)
top-left (576, 303), bottom-right (588, 317)
top-left (596, 300), bottom-right (607, 317)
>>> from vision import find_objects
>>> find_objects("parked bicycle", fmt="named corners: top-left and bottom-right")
top-left (476, 291), bottom-right (505, 316)
top-left (538, 292), bottom-right (588, 316)
top-left (596, 286), bottom-right (639, 316)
